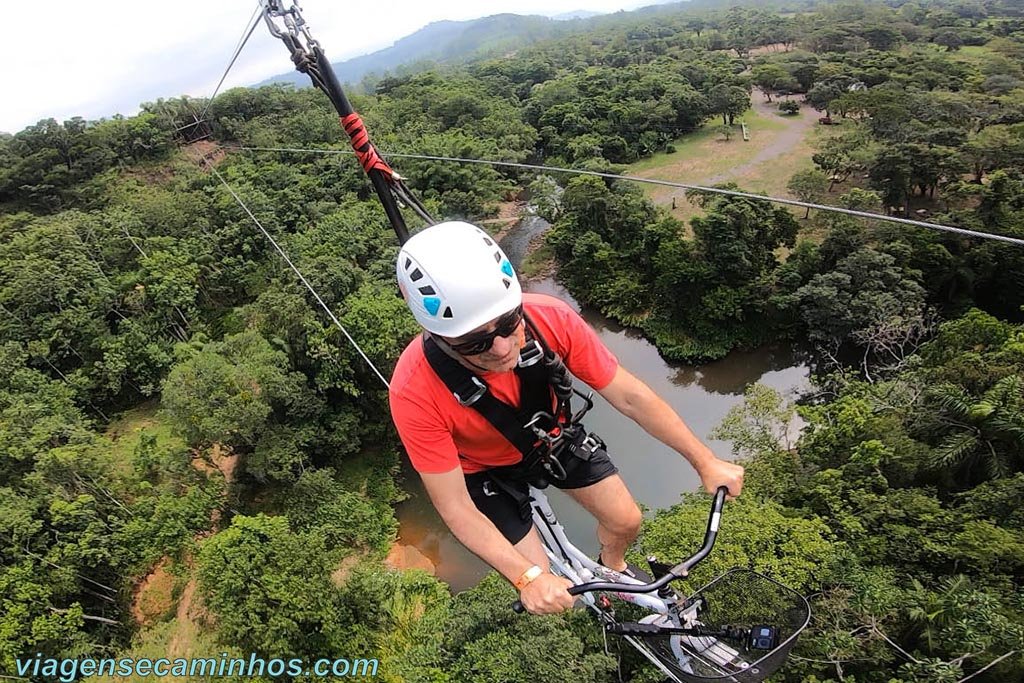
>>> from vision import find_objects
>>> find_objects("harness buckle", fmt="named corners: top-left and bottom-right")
top-left (518, 340), bottom-right (544, 368)
top-left (453, 377), bottom-right (488, 406)
top-left (579, 433), bottom-right (605, 456)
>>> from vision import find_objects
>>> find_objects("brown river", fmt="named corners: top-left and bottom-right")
top-left (392, 215), bottom-right (811, 591)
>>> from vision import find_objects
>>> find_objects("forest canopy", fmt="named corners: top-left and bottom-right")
top-left (1, 0), bottom-right (1023, 681)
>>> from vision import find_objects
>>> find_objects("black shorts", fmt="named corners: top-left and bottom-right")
top-left (463, 449), bottom-right (619, 545)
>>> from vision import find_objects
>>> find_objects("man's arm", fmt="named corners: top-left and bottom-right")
top-left (419, 467), bottom-right (575, 614)
top-left (596, 366), bottom-right (744, 496)
top-left (420, 467), bottom-right (536, 581)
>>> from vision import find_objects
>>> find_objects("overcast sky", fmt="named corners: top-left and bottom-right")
top-left (0, 0), bottom-right (659, 134)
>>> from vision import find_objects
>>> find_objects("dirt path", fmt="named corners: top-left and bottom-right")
top-left (704, 97), bottom-right (819, 185)
top-left (627, 95), bottom-right (824, 228)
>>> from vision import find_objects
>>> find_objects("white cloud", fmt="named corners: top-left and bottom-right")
top-left (1, 0), bottom-right (657, 133)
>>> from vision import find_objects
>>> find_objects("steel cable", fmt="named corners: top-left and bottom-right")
top-left (208, 165), bottom-right (391, 389)
top-left (198, 3), bottom-right (265, 122)
top-left (227, 144), bottom-right (1024, 248)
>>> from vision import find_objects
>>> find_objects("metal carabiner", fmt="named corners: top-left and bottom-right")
top-left (544, 454), bottom-right (568, 481)
top-left (570, 388), bottom-right (595, 424)
top-left (525, 411), bottom-right (559, 441)
top-left (260, 0), bottom-right (320, 51)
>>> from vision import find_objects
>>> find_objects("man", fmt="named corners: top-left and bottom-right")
top-left (389, 221), bottom-right (743, 615)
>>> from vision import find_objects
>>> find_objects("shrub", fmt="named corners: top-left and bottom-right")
top-left (779, 100), bottom-right (800, 115)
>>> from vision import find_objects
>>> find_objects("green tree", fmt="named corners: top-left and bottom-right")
top-left (934, 28), bottom-right (964, 51)
top-left (395, 572), bottom-right (616, 683)
top-left (778, 99), bottom-right (801, 115)
top-left (923, 376), bottom-right (1024, 482)
top-left (795, 247), bottom-right (928, 363)
top-left (707, 84), bottom-right (750, 126)
top-left (690, 192), bottom-right (799, 286)
top-left (806, 80), bottom-right (846, 118)
top-left (161, 331), bottom-right (322, 482)
top-left (0, 562), bottom-right (92, 672)
top-left (712, 383), bottom-right (798, 460)
top-left (752, 63), bottom-right (799, 103)
top-left (640, 493), bottom-right (839, 592)
top-left (787, 168), bottom-right (830, 218)
top-left (963, 124), bottom-right (1024, 183)
top-left (527, 175), bottom-right (562, 225)
top-left (195, 514), bottom-right (348, 658)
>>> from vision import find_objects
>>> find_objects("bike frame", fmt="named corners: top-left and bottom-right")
top-left (529, 486), bottom-right (672, 612)
top-left (528, 486), bottom-right (703, 683)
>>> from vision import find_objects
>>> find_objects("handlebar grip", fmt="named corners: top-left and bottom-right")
top-left (606, 622), bottom-right (662, 636)
top-left (512, 600), bottom-right (525, 613)
top-left (714, 485), bottom-right (729, 506)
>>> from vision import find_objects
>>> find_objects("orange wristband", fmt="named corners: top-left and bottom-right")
top-left (514, 565), bottom-right (543, 590)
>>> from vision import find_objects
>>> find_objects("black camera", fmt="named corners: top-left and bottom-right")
top-left (748, 625), bottom-right (778, 651)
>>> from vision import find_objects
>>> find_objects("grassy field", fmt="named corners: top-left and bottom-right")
top-left (105, 400), bottom-right (184, 462)
top-left (630, 106), bottom-right (788, 179)
top-left (627, 98), bottom-right (829, 228)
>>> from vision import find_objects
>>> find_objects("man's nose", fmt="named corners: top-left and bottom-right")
top-left (489, 331), bottom-right (517, 356)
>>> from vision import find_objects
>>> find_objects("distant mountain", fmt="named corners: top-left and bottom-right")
top-left (551, 10), bottom-right (604, 20)
top-left (256, 4), bottom-right (698, 91)
top-left (257, 13), bottom-right (567, 90)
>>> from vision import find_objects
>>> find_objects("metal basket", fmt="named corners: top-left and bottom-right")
top-left (640, 568), bottom-right (810, 683)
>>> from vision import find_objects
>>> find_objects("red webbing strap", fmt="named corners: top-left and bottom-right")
top-left (340, 113), bottom-right (395, 177)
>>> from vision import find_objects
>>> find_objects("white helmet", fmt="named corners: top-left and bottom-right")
top-left (397, 221), bottom-right (522, 338)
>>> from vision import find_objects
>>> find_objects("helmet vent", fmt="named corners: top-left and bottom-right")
top-left (442, 306), bottom-right (453, 319)
top-left (483, 238), bottom-right (493, 246)
top-left (503, 278), bottom-right (511, 289)
top-left (404, 257), bottom-right (412, 269)
top-left (418, 286), bottom-right (435, 295)
top-left (410, 268), bottom-right (423, 282)
top-left (493, 251), bottom-right (501, 263)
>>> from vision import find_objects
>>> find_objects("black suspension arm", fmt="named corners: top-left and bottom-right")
top-left (260, 0), bottom-right (433, 245)
top-left (310, 45), bottom-right (412, 243)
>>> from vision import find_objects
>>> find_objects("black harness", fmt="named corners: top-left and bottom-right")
top-left (422, 311), bottom-right (608, 519)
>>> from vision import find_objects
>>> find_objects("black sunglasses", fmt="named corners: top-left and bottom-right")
top-left (448, 306), bottom-right (524, 356)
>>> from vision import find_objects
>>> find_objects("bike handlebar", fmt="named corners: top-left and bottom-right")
top-left (513, 486), bottom-right (728, 614)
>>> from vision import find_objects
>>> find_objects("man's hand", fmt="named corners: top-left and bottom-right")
top-left (597, 368), bottom-right (746, 499)
top-left (519, 573), bottom-right (575, 615)
top-left (698, 458), bottom-right (745, 499)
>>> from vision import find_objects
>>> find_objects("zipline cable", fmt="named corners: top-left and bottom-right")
top-left (184, 1), bottom-right (391, 389)
top-left (207, 165), bottom-right (391, 389)
top-left (226, 145), bottom-right (1024, 248)
top-left (198, 4), bottom-right (265, 123)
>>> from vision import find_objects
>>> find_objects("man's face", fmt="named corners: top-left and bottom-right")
top-left (442, 305), bottom-right (525, 373)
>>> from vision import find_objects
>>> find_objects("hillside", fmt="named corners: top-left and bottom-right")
top-left (257, 1), bottom-right (695, 90)
top-left (258, 13), bottom-right (569, 89)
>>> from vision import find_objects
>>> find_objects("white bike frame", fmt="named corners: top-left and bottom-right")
top-left (528, 485), bottom-right (703, 683)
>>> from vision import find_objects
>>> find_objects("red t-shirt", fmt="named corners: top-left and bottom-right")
top-left (389, 293), bottom-right (619, 474)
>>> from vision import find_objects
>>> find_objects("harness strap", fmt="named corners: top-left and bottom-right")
top-left (422, 330), bottom-right (554, 458)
